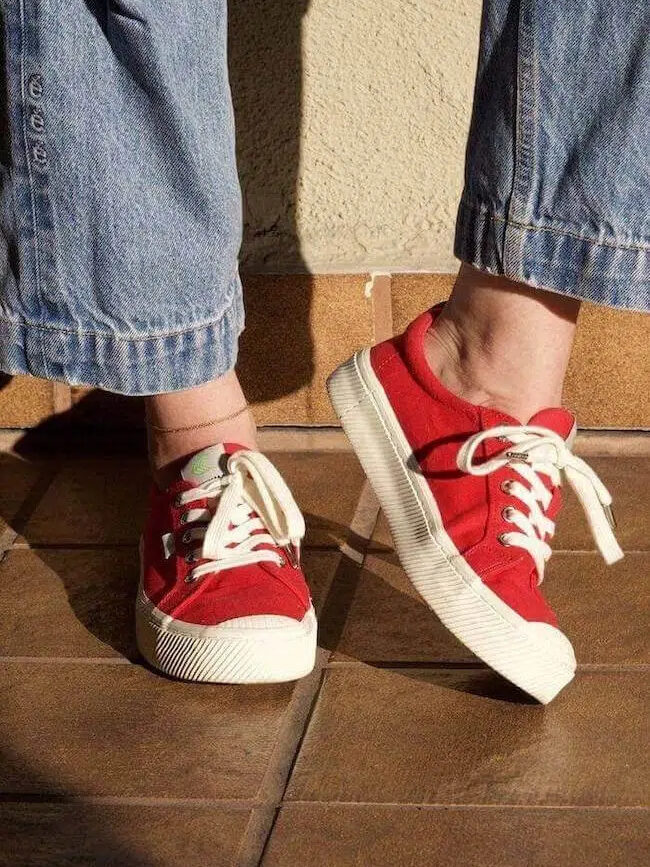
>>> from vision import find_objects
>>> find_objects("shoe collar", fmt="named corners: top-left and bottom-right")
top-left (403, 304), bottom-right (575, 438)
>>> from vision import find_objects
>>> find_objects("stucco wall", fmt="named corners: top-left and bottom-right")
top-left (229, 0), bottom-right (481, 274)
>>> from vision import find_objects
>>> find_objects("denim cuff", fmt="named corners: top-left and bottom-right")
top-left (455, 200), bottom-right (650, 312)
top-left (0, 277), bottom-right (245, 395)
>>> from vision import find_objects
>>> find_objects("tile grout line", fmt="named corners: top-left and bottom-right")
top-left (0, 793), bottom-right (645, 813)
top-left (369, 272), bottom-right (394, 343)
top-left (324, 660), bottom-right (650, 673)
top-left (235, 659), bottom-right (329, 867)
top-left (279, 800), bottom-right (650, 813)
top-left (1, 657), bottom-right (646, 672)
top-left (0, 657), bottom-right (134, 665)
top-left (236, 482), bottom-right (381, 867)
top-left (52, 382), bottom-right (73, 415)
top-left (0, 794), bottom-right (261, 808)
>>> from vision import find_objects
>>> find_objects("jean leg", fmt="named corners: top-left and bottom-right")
top-left (456, 0), bottom-right (650, 311)
top-left (0, 0), bottom-right (244, 393)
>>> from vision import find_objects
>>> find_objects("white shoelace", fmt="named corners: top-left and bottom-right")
top-left (164, 450), bottom-right (305, 583)
top-left (456, 424), bottom-right (623, 582)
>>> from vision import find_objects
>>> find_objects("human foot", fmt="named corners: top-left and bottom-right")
top-left (328, 306), bottom-right (622, 703)
top-left (137, 443), bottom-right (317, 683)
top-left (423, 264), bottom-right (581, 422)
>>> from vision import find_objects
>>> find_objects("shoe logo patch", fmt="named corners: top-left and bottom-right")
top-left (190, 453), bottom-right (215, 476)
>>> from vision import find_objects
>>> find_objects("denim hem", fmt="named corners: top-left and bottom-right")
top-left (0, 280), bottom-right (246, 395)
top-left (454, 200), bottom-right (650, 312)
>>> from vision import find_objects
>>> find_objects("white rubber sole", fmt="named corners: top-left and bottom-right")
top-left (135, 561), bottom-right (317, 684)
top-left (327, 350), bottom-right (576, 704)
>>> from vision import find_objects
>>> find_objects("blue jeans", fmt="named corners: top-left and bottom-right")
top-left (456, 1), bottom-right (650, 310)
top-left (0, 1), bottom-right (647, 396)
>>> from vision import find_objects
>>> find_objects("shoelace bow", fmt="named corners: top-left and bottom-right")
top-left (456, 424), bottom-right (623, 583)
top-left (166, 451), bottom-right (305, 583)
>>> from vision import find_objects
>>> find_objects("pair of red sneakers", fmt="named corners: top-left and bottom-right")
top-left (138, 307), bottom-right (622, 702)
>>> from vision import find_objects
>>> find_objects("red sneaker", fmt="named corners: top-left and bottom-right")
top-left (136, 444), bottom-right (317, 683)
top-left (328, 307), bottom-right (622, 703)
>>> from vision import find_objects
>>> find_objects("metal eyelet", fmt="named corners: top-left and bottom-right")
top-left (182, 530), bottom-right (192, 544)
top-left (498, 532), bottom-right (511, 546)
top-left (502, 506), bottom-right (514, 522)
top-left (185, 552), bottom-right (196, 564)
top-left (184, 573), bottom-right (197, 584)
top-left (277, 557), bottom-right (286, 567)
top-left (180, 512), bottom-right (189, 524)
top-left (173, 493), bottom-right (183, 507)
top-left (500, 480), bottom-right (513, 494)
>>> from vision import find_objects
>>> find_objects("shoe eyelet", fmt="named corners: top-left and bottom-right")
top-left (184, 573), bottom-right (196, 584)
top-left (502, 506), bottom-right (514, 522)
top-left (173, 493), bottom-right (183, 508)
top-left (180, 512), bottom-right (189, 524)
top-left (185, 552), bottom-right (196, 564)
top-left (500, 480), bottom-right (512, 494)
top-left (498, 532), bottom-right (511, 546)
top-left (182, 530), bottom-right (192, 544)
top-left (277, 557), bottom-right (286, 567)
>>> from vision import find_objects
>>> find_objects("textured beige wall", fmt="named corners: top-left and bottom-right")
top-left (230, 0), bottom-right (480, 273)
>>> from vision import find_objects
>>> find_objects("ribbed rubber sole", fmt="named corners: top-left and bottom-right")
top-left (135, 578), bottom-right (317, 685)
top-left (327, 350), bottom-right (576, 704)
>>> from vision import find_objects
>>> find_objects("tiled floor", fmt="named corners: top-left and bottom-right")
top-left (0, 434), bottom-right (648, 866)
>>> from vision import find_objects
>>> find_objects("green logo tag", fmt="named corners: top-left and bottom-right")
top-left (190, 453), bottom-right (214, 477)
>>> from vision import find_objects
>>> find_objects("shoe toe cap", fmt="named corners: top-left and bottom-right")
top-left (525, 621), bottom-right (577, 671)
top-left (217, 613), bottom-right (309, 631)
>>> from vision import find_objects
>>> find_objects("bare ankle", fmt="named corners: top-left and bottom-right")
top-left (145, 372), bottom-right (258, 488)
top-left (424, 265), bottom-right (580, 422)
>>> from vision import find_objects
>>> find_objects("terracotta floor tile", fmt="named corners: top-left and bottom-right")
top-left (0, 454), bottom-right (48, 538)
top-left (69, 387), bottom-right (145, 427)
top-left (372, 457), bottom-right (649, 553)
top-left (565, 305), bottom-right (650, 428)
top-left (0, 803), bottom-right (250, 867)
top-left (240, 274), bottom-right (373, 425)
top-left (0, 548), bottom-right (341, 660)
top-left (323, 550), bottom-right (474, 663)
top-left (0, 661), bottom-right (293, 798)
top-left (390, 273), bottom-right (453, 334)
top-left (286, 667), bottom-right (648, 806)
top-left (22, 457), bottom-right (150, 545)
top-left (553, 458), bottom-right (649, 551)
top-left (263, 804), bottom-right (650, 867)
top-left (304, 550), bottom-right (351, 613)
top-left (324, 550), bottom-right (649, 665)
top-left (0, 375), bottom-right (54, 427)
top-left (544, 553), bottom-right (649, 665)
top-left (268, 451), bottom-right (366, 548)
top-left (0, 548), bottom-right (139, 659)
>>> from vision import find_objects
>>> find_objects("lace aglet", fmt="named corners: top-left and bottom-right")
top-left (161, 532), bottom-right (176, 560)
top-left (603, 503), bottom-right (617, 530)
top-left (285, 541), bottom-right (301, 568)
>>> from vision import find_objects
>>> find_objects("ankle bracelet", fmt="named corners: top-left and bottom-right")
top-left (147, 404), bottom-right (250, 434)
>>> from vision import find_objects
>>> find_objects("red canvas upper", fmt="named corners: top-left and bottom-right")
top-left (141, 444), bottom-right (311, 626)
top-left (370, 307), bottom-right (577, 627)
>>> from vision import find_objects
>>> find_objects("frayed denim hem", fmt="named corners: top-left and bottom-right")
top-left (455, 200), bottom-right (650, 313)
top-left (0, 278), bottom-right (245, 396)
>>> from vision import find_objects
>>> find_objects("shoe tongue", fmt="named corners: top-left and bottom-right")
top-left (528, 407), bottom-right (576, 440)
top-left (181, 444), bottom-right (230, 486)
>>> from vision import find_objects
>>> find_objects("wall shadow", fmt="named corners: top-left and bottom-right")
top-left (229, 0), bottom-right (315, 404)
